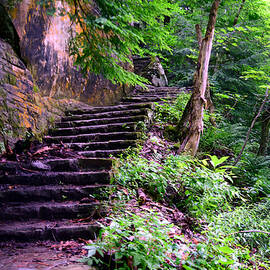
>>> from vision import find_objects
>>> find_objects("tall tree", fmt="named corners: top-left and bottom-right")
top-left (177, 0), bottom-right (221, 156)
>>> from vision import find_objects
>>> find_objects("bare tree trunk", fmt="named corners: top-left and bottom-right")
top-left (233, 0), bottom-right (246, 26)
top-left (177, 0), bottom-right (221, 156)
top-left (234, 88), bottom-right (269, 165)
top-left (257, 108), bottom-right (270, 156)
top-left (195, 24), bottom-right (216, 127)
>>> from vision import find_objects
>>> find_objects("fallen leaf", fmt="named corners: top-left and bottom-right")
top-left (33, 146), bottom-right (52, 156)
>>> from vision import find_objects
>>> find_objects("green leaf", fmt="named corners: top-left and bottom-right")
top-left (217, 246), bottom-right (235, 254)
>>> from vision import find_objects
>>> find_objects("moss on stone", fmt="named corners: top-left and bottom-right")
top-left (6, 73), bottom-right (17, 85)
top-left (33, 84), bottom-right (40, 93)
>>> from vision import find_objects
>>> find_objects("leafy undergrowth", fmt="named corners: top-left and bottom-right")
top-left (81, 97), bottom-right (270, 269)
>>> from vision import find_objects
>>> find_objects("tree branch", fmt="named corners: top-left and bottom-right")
top-left (228, 230), bottom-right (270, 236)
top-left (234, 88), bottom-right (269, 165)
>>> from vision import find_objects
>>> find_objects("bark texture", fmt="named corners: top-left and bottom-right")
top-left (258, 107), bottom-right (270, 155)
top-left (195, 24), bottom-right (216, 126)
top-left (177, 0), bottom-right (221, 155)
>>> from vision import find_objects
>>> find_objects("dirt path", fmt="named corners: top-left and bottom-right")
top-left (0, 241), bottom-right (93, 270)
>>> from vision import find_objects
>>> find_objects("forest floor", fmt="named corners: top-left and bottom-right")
top-left (0, 240), bottom-right (92, 270)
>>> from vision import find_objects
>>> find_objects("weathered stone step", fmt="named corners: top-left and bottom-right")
top-left (62, 108), bottom-right (148, 122)
top-left (0, 158), bottom-right (112, 174)
top-left (49, 122), bottom-right (136, 136)
top-left (66, 102), bottom-right (153, 116)
top-left (121, 96), bottom-right (174, 103)
top-left (0, 220), bottom-right (100, 241)
top-left (65, 139), bottom-right (137, 151)
top-left (144, 85), bottom-right (185, 91)
top-left (44, 131), bottom-right (141, 144)
top-left (79, 149), bottom-right (126, 158)
top-left (56, 115), bottom-right (146, 128)
top-left (45, 158), bottom-right (113, 171)
top-left (0, 184), bottom-right (109, 203)
top-left (0, 171), bottom-right (110, 186)
top-left (132, 93), bottom-right (180, 97)
top-left (120, 100), bottom-right (169, 106)
top-left (0, 201), bottom-right (103, 221)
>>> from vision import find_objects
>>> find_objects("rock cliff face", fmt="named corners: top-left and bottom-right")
top-left (0, 0), bottom-right (132, 151)
top-left (5, 0), bottom-right (128, 106)
top-left (0, 37), bottom-right (87, 150)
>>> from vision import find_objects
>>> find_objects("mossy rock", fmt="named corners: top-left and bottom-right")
top-left (6, 73), bottom-right (16, 85)
top-left (164, 124), bottom-right (177, 141)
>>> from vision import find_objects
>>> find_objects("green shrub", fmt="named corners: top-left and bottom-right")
top-left (81, 211), bottom-right (185, 269)
top-left (154, 93), bottom-right (190, 125)
top-left (182, 236), bottom-right (253, 270)
top-left (233, 153), bottom-right (270, 199)
top-left (166, 155), bottom-right (241, 219)
top-left (112, 152), bottom-right (175, 200)
top-left (113, 152), bottom-right (240, 219)
top-left (210, 199), bottom-right (270, 259)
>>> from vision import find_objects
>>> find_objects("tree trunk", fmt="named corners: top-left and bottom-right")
top-left (233, 0), bottom-right (246, 26)
top-left (177, 0), bottom-right (221, 155)
top-left (258, 108), bottom-right (270, 155)
top-left (195, 24), bottom-right (216, 127)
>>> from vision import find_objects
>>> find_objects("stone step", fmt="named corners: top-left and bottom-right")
top-left (0, 220), bottom-right (100, 241)
top-left (62, 108), bottom-right (148, 122)
top-left (79, 149), bottom-right (127, 158)
top-left (132, 93), bottom-right (180, 97)
top-left (121, 96), bottom-right (174, 103)
top-left (144, 85), bottom-right (185, 91)
top-left (66, 102), bottom-right (153, 116)
top-left (45, 158), bottom-right (113, 171)
top-left (56, 115), bottom-right (146, 128)
top-left (0, 158), bottom-right (113, 174)
top-left (0, 171), bottom-right (110, 186)
top-left (44, 131), bottom-right (141, 144)
top-left (65, 139), bottom-right (137, 152)
top-left (0, 184), bottom-right (109, 203)
top-left (49, 122), bottom-right (136, 136)
top-left (120, 100), bottom-right (170, 106)
top-left (0, 201), bottom-right (104, 221)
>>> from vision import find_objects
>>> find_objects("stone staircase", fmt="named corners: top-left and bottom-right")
top-left (0, 85), bottom-right (184, 242)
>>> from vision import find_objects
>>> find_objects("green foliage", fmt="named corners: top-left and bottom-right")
top-left (39, 0), bottom-right (179, 86)
top-left (113, 151), bottom-right (240, 219)
top-left (81, 211), bottom-right (184, 269)
top-left (166, 155), bottom-right (240, 218)
top-left (210, 199), bottom-right (270, 259)
top-left (199, 121), bottom-right (248, 153)
top-left (5, 0), bottom-right (22, 10)
top-left (182, 236), bottom-right (253, 270)
top-left (112, 152), bottom-right (171, 200)
top-left (92, 151), bottom-right (267, 269)
top-left (233, 152), bottom-right (270, 199)
top-left (154, 93), bottom-right (191, 125)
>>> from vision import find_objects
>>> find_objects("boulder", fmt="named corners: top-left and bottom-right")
top-left (133, 56), bottom-right (168, 87)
